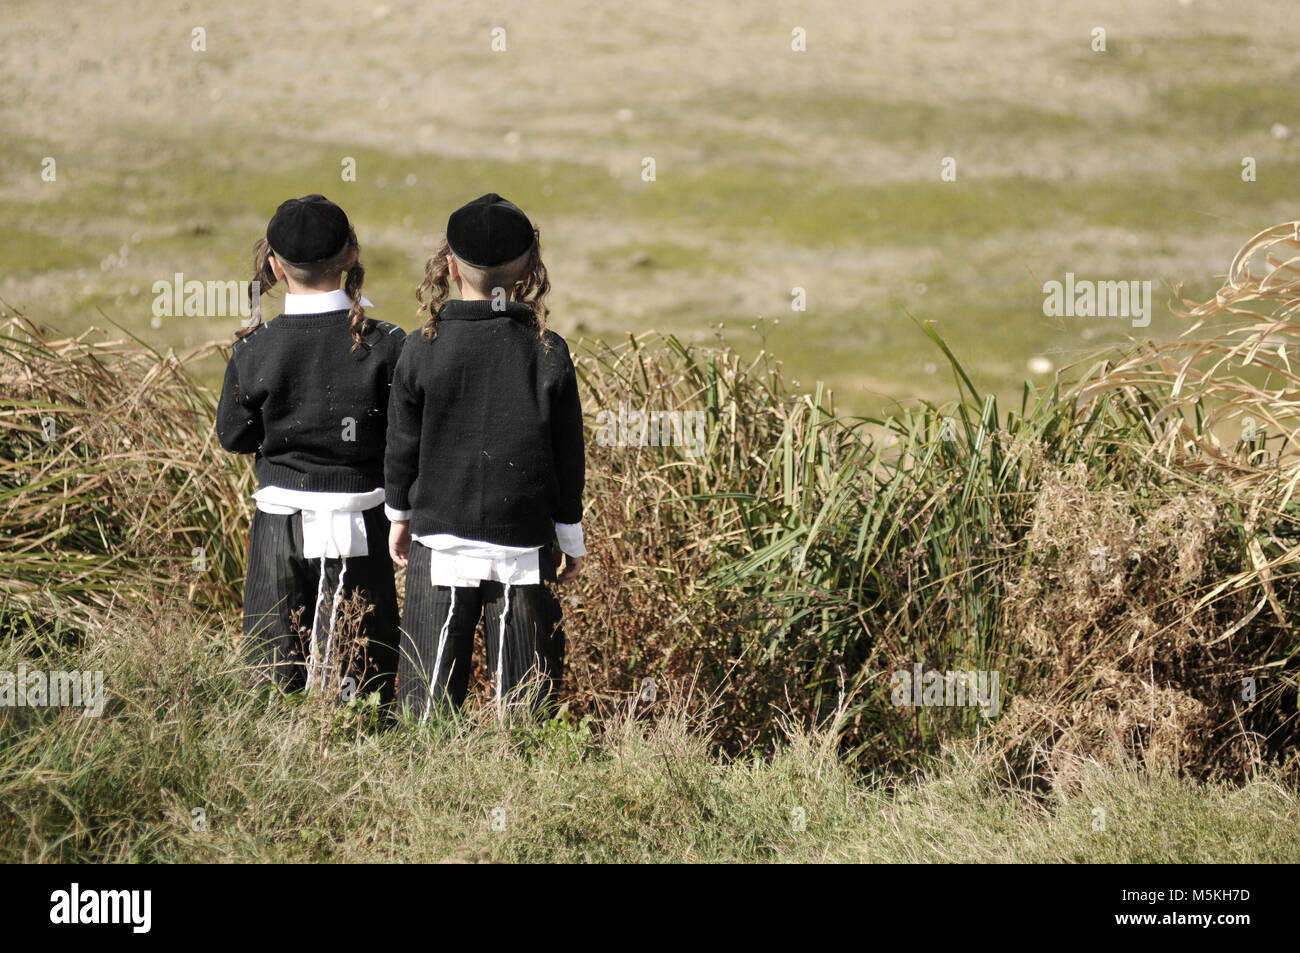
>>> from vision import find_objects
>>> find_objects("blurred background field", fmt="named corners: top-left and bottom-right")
top-left (3, 0), bottom-right (1299, 415)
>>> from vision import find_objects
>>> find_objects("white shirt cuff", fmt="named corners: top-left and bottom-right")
top-left (385, 504), bottom-right (412, 523)
top-left (554, 521), bottom-right (586, 557)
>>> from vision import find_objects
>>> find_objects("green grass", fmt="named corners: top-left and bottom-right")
top-left (1, 600), bottom-right (1295, 863)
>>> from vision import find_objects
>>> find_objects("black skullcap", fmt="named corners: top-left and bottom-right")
top-left (445, 193), bottom-right (534, 268)
top-left (266, 194), bottom-right (351, 264)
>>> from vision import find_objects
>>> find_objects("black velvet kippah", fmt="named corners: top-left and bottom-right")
top-left (445, 193), bottom-right (534, 268)
top-left (266, 194), bottom-right (351, 264)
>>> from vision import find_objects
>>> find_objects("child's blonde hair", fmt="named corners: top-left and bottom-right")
top-left (238, 228), bottom-right (369, 351)
top-left (416, 228), bottom-right (550, 341)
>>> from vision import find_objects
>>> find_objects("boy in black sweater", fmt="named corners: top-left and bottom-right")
top-left (217, 195), bottom-right (405, 706)
top-left (385, 194), bottom-right (585, 720)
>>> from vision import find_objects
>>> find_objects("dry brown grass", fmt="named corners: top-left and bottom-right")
top-left (0, 312), bottom-right (253, 625)
top-left (989, 223), bottom-right (1300, 787)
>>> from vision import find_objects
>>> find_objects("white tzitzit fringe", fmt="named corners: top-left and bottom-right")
top-left (495, 583), bottom-right (512, 717)
top-left (421, 585), bottom-right (457, 725)
top-left (305, 555), bottom-right (329, 691)
top-left (320, 557), bottom-right (348, 690)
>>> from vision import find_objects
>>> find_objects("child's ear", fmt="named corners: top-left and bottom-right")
top-left (268, 254), bottom-right (286, 281)
top-left (446, 255), bottom-right (460, 282)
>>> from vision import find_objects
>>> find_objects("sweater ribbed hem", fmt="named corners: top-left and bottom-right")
top-left (409, 517), bottom-right (555, 548)
top-left (256, 460), bottom-right (382, 494)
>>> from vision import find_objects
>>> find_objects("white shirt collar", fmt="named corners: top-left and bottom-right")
top-left (282, 289), bottom-right (375, 315)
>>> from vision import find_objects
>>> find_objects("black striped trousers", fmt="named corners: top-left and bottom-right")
top-left (242, 503), bottom-right (400, 706)
top-left (397, 542), bottom-right (565, 720)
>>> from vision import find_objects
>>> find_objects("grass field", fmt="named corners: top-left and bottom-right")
top-left (3, 598), bottom-right (1297, 863)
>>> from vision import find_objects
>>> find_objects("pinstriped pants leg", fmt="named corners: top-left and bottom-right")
top-left (242, 505), bottom-right (400, 705)
top-left (482, 570), bottom-right (566, 715)
top-left (397, 543), bottom-right (566, 719)
top-left (397, 543), bottom-right (481, 719)
top-left (242, 507), bottom-right (311, 693)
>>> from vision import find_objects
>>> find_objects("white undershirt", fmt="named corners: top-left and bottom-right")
top-left (384, 505), bottom-right (585, 588)
top-left (282, 288), bottom-right (373, 314)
